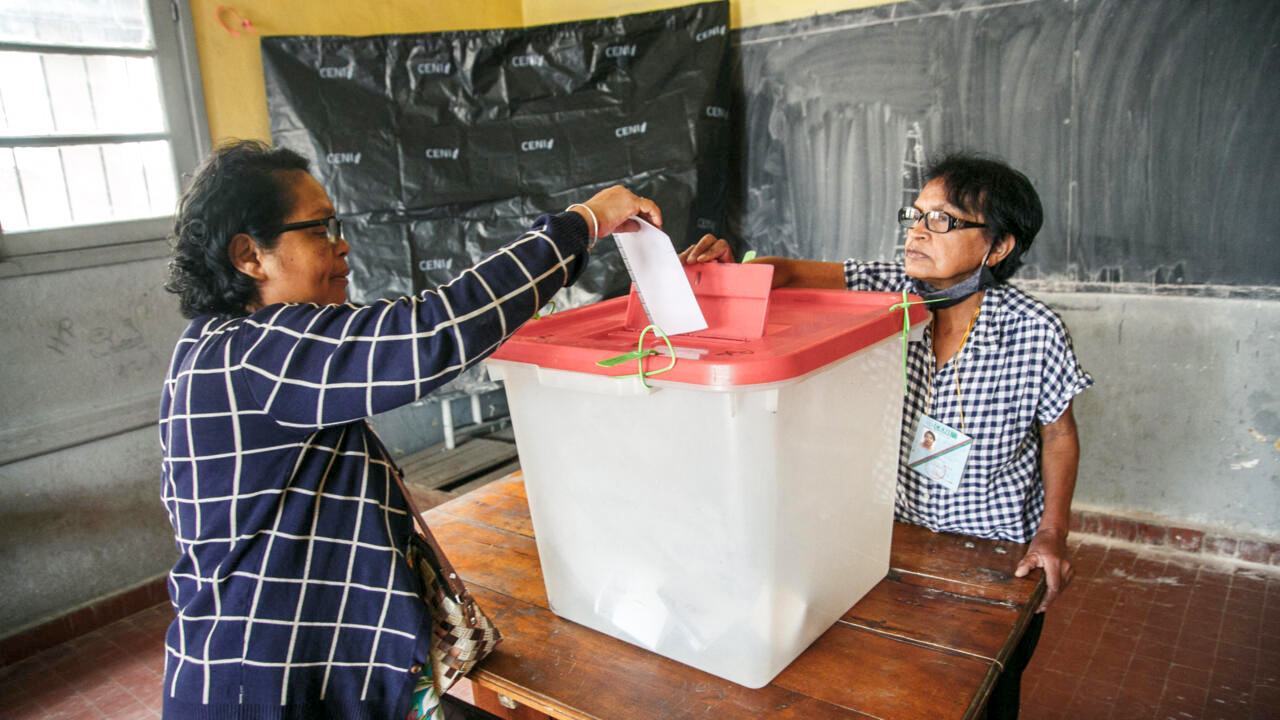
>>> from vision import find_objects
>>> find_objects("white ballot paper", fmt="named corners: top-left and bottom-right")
top-left (612, 216), bottom-right (708, 336)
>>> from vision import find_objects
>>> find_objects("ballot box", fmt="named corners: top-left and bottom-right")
top-left (485, 263), bottom-right (929, 688)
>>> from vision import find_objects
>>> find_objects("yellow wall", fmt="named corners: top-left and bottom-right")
top-left (189, 0), bottom-right (525, 142)
top-left (191, 0), bottom-right (893, 144)
top-left (520, 0), bottom-right (890, 30)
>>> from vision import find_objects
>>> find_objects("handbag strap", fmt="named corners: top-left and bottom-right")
top-left (390, 463), bottom-right (474, 604)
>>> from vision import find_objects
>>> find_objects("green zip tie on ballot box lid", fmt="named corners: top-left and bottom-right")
top-left (531, 300), bottom-right (556, 319)
top-left (596, 324), bottom-right (677, 388)
top-left (888, 289), bottom-right (946, 395)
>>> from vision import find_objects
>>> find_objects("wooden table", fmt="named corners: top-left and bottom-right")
top-left (425, 476), bottom-right (1044, 720)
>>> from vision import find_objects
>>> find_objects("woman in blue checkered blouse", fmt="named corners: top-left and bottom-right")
top-left (680, 152), bottom-right (1093, 719)
top-left (158, 140), bottom-right (662, 720)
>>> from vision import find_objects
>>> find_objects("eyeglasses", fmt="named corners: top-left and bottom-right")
top-left (898, 206), bottom-right (987, 234)
top-left (266, 215), bottom-right (343, 245)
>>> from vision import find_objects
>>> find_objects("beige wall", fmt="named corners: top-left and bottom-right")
top-left (190, 0), bottom-right (891, 144)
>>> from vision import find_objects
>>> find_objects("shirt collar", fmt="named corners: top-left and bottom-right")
top-left (920, 285), bottom-right (1005, 352)
top-left (965, 285), bottom-right (1005, 350)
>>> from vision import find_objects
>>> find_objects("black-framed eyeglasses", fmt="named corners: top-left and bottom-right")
top-left (266, 215), bottom-right (343, 245)
top-left (898, 206), bottom-right (987, 234)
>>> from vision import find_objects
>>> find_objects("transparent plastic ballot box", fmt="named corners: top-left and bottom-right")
top-left (485, 262), bottom-right (929, 688)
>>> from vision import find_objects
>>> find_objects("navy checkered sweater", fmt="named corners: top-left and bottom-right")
top-left (159, 212), bottom-right (588, 719)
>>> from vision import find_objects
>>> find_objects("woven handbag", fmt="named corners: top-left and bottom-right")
top-left (396, 475), bottom-right (502, 693)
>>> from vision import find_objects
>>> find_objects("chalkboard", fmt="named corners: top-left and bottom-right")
top-left (728, 0), bottom-right (1280, 291)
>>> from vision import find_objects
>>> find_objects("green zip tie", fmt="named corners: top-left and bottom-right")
top-left (596, 324), bottom-right (677, 388)
top-left (532, 299), bottom-right (556, 319)
top-left (741, 250), bottom-right (757, 262)
top-left (888, 289), bottom-right (946, 395)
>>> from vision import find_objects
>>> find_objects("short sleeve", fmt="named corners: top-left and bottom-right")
top-left (1036, 321), bottom-right (1094, 425)
top-left (844, 260), bottom-right (910, 293)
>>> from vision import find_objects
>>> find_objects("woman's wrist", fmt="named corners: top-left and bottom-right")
top-left (1035, 525), bottom-right (1069, 541)
top-left (565, 203), bottom-right (598, 250)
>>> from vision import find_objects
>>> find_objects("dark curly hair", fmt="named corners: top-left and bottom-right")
top-left (923, 152), bottom-right (1043, 283)
top-left (164, 140), bottom-right (310, 318)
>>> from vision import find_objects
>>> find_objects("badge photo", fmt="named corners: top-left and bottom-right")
top-left (907, 415), bottom-right (973, 492)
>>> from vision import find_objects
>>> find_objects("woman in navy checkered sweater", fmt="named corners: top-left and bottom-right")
top-left (681, 153), bottom-right (1092, 719)
top-left (159, 140), bottom-right (661, 719)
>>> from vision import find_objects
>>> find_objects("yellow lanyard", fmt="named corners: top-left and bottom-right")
top-left (925, 304), bottom-right (982, 433)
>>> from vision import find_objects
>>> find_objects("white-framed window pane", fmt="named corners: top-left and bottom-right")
top-left (139, 138), bottom-right (175, 213)
top-left (0, 147), bottom-right (29, 231)
top-left (13, 145), bottom-right (71, 228)
top-left (0, 0), bottom-right (205, 263)
top-left (99, 139), bottom-right (178, 221)
top-left (0, 52), bottom-right (165, 135)
top-left (101, 140), bottom-right (151, 218)
top-left (87, 55), bottom-right (163, 133)
top-left (3, 141), bottom-right (175, 232)
top-left (44, 53), bottom-right (95, 133)
top-left (0, 0), bottom-right (152, 49)
top-left (61, 143), bottom-right (111, 223)
top-left (0, 51), bottom-right (56, 134)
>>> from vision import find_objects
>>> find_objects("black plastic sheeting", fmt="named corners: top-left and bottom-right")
top-left (261, 1), bottom-right (731, 311)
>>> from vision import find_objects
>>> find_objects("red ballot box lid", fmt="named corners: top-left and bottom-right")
top-left (489, 263), bottom-right (930, 387)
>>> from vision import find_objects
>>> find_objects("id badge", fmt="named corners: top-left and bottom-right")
top-left (907, 415), bottom-right (973, 492)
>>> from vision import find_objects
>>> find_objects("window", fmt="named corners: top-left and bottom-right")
top-left (0, 0), bottom-right (208, 274)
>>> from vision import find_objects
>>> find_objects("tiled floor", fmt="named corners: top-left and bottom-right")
top-left (1021, 537), bottom-right (1280, 720)
top-left (0, 603), bottom-right (168, 719)
top-left (1, 537), bottom-right (1276, 719)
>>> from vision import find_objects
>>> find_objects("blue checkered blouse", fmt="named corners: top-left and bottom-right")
top-left (159, 212), bottom-right (588, 719)
top-left (845, 260), bottom-right (1093, 543)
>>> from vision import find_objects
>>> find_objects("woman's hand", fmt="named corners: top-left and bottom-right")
top-left (1015, 526), bottom-right (1074, 613)
top-left (678, 234), bottom-right (735, 264)
top-left (572, 186), bottom-right (663, 238)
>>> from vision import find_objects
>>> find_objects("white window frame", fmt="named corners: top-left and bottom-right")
top-left (0, 0), bottom-right (209, 277)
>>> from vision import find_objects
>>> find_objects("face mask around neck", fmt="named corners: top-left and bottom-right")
top-left (909, 248), bottom-right (997, 310)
